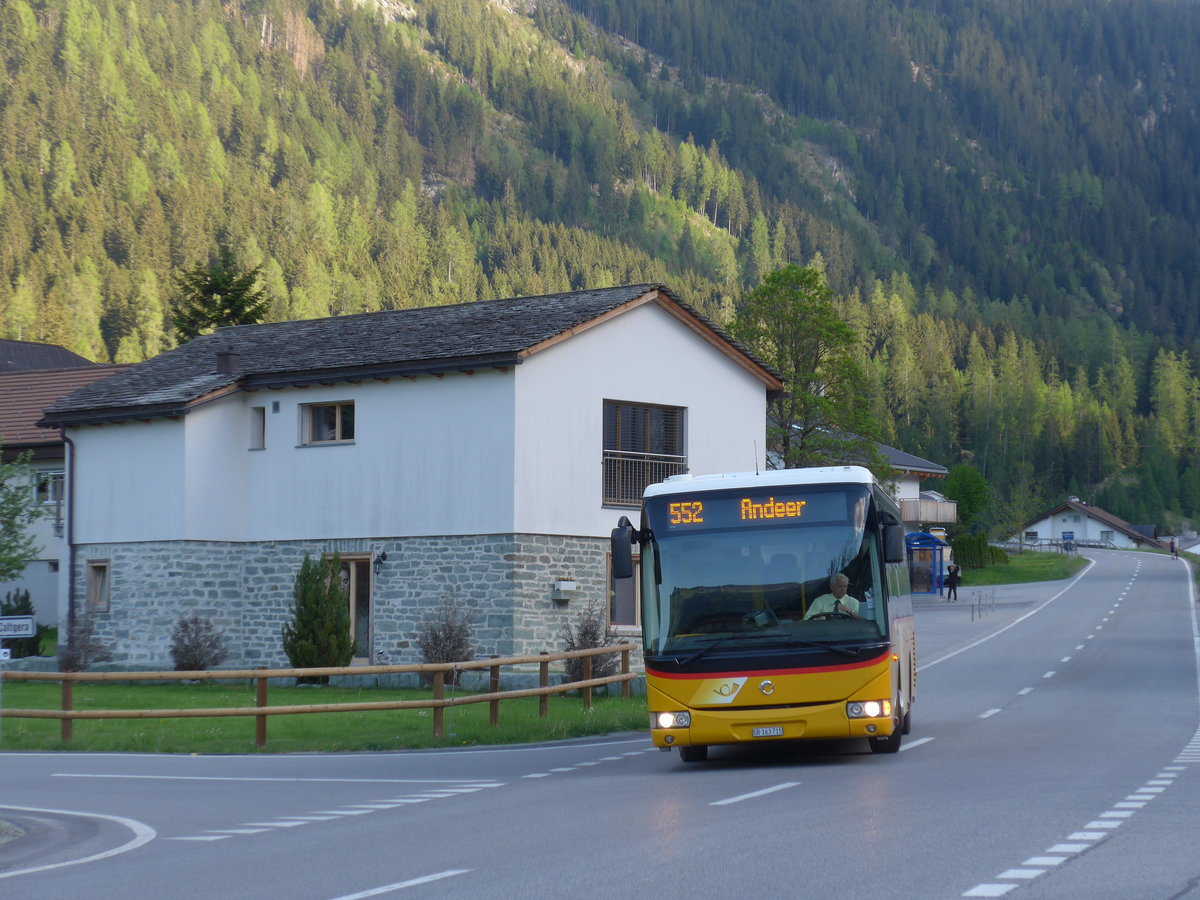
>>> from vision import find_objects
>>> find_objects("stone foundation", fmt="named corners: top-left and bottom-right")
top-left (68, 534), bottom-right (643, 671)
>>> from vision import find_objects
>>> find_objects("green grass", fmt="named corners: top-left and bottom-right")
top-left (0, 682), bottom-right (648, 753)
top-left (959, 550), bottom-right (1089, 586)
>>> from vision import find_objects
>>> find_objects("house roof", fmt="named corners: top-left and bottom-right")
top-left (1022, 497), bottom-right (1166, 550)
top-left (0, 339), bottom-right (95, 372)
top-left (40, 285), bottom-right (784, 428)
top-left (875, 440), bottom-right (948, 477)
top-left (0, 365), bottom-right (128, 458)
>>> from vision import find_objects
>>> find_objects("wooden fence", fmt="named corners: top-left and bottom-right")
top-left (0, 643), bottom-right (637, 748)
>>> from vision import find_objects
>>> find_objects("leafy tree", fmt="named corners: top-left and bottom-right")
top-left (0, 448), bottom-right (43, 582)
top-left (171, 244), bottom-right (270, 342)
top-left (731, 265), bottom-right (883, 472)
top-left (281, 553), bottom-right (354, 684)
top-left (942, 463), bottom-right (991, 534)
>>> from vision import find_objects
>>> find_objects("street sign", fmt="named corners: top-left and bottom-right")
top-left (0, 615), bottom-right (35, 638)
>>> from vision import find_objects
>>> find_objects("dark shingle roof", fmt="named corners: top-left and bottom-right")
top-left (0, 339), bottom-right (95, 372)
top-left (41, 285), bottom-right (781, 427)
top-left (875, 441), bottom-right (948, 477)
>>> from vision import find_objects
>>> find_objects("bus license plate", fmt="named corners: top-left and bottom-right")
top-left (752, 726), bottom-right (784, 738)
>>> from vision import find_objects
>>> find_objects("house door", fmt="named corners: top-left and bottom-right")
top-left (339, 557), bottom-right (372, 662)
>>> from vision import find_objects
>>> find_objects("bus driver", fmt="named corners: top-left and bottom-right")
top-left (804, 573), bottom-right (860, 619)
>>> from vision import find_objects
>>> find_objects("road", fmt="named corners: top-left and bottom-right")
top-left (2, 549), bottom-right (1198, 899)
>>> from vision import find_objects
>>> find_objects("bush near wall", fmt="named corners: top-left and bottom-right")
top-left (952, 534), bottom-right (1009, 570)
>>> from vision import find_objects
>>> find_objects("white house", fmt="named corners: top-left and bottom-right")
top-left (39, 285), bottom-right (783, 667)
top-left (1015, 496), bottom-right (1164, 551)
top-left (0, 341), bottom-right (124, 625)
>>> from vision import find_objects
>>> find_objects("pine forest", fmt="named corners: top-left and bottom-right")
top-left (2, 0), bottom-right (1200, 534)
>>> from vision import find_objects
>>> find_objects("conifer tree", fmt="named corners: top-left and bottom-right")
top-left (171, 244), bottom-right (269, 342)
top-left (281, 553), bottom-right (355, 684)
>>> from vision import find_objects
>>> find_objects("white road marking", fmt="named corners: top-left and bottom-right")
top-left (0, 805), bottom-right (156, 880)
top-left (979, 709), bottom-right (1002, 719)
top-left (899, 737), bottom-right (934, 751)
top-left (324, 869), bottom-right (470, 899)
top-left (710, 782), bottom-right (800, 806)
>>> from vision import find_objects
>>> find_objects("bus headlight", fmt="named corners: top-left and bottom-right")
top-left (846, 700), bottom-right (892, 719)
top-left (653, 711), bottom-right (691, 729)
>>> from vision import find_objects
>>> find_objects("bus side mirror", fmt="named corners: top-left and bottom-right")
top-left (883, 523), bottom-right (905, 564)
top-left (611, 516), bottom-right (636, 579)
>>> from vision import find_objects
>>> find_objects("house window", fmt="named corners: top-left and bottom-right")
top-left (1024, 531), bottom-right (1038, 543)
top-left (87, 560), bottom-right (111, 613)
top-left (303, 402), bottom-right (355, 445)
top-left (250, 406), bottom-right (266, 449)
top-left (1100, 530), bottom-right (1113, 543)
top-left (608, 553), bottom-right (641, 629)
top-left (603, 400), bottom-right (686, 506)
top-left (35, 470), bottom-right (64, 504)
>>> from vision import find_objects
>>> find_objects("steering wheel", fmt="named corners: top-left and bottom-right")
top-left (808, 611), bottom-right (854, 621)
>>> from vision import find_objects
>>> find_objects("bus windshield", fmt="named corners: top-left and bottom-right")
top-left (641, 484), bottom-right (888, 656)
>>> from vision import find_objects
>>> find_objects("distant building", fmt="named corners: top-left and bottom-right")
top-left (0, 341), bottom-right (125, 624)
top-left (1014, 496), bottom-right (1166, 551)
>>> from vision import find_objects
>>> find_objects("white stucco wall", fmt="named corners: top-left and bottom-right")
top-left (68, 372), bottom-right (517, 543)
top-left (512, 301), bottom-right (767, 537)
top-left (71, 419), bottom-right (186, 543)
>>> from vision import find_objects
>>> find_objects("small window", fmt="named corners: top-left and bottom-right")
top-left (250, 406), bottom-right (266, 450)
top-left (608, 553), bottom-right (641, 629)
top-left (35, 470), bottom-right (65, 504)
top-left (1024, 531), bottom-right (1038, 542)
top-left (87, 560), bottom-right (111, 613)
top-left (303, 402), bottom-right (355, 444)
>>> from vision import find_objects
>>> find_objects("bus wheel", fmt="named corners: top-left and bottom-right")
top-left (901, 705), bottom-right (912, 735)
top-left (679, 745), bottom-right (708, 763)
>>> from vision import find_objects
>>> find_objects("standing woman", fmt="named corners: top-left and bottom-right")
top-left (945, 563), bottom-right (960, 602)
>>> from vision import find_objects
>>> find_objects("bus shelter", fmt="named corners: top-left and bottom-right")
top-left (906, 531), bottom-right (950, 595)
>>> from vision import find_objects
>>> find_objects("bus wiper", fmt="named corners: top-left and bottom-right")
top-left (786, 638), bottom-right (860, 658)
top-left (671, 634), bottom-right (862, 666)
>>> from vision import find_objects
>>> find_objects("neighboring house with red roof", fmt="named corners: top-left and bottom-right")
top-left (0, 341), bottom-right (126, 625)
top-left (1014, 496), bottom-right (1166, 551)
top-left (39, 285), bottom-right (783, 668)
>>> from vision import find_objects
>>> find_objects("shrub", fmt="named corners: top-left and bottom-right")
top-left (170, 614), bottom-right (229, 671)
top-left (560, 600), bottom-right (617, 683)
top-left (1, 588), bottom-right (41, 658)
top-left (416, 600), bottom-right (475, 685)
top-left (58, 612), bottom-right (114, 671)
top-left (281, 553), bottom-right (354, 684)
top-left (951, 533), bottom-right (1009, 570)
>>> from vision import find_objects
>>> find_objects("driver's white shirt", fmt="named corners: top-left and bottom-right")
top-left (804, 592), bottom-right (860, 619)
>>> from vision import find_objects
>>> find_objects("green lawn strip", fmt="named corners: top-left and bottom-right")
top-left (0, 682), bottom-right (647, 753)
top-left (955, 550), bottom-right (1088, 586)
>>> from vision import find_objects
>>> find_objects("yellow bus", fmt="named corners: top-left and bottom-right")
top-left (612, 466), bottom-right (914, 761)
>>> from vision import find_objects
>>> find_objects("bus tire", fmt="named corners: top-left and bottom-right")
top-left (679, 745), bottom-right (708, 762)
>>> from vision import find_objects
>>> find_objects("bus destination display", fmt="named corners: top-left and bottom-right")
top-left (655, 489), bottom-right (854, 531)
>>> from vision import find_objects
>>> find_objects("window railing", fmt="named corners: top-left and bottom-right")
top-left (603, 450), bottom-right (687, 505)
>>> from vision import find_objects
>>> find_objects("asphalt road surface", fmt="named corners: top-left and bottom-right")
top-left (2, 548), bottom-right (1198, 899)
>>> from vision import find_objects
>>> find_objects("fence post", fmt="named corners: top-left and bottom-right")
top-left (582, 654), bottom-right (593, 710)
top-left (255, 668), bottom-right (268, 749)
top-left (539, 652), bottom-right (549, 718)
top-left (620, 647), bottom-right (631, 700)
top-left (489, 655), bottom-right (500, 727)
top-left (432, 670), bottom-right (444, 738)
top-left (61, 676), bottom-right (73, 744)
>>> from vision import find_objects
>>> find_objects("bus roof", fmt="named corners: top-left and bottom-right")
top-left (643, 466), bottom-right (879, 499)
